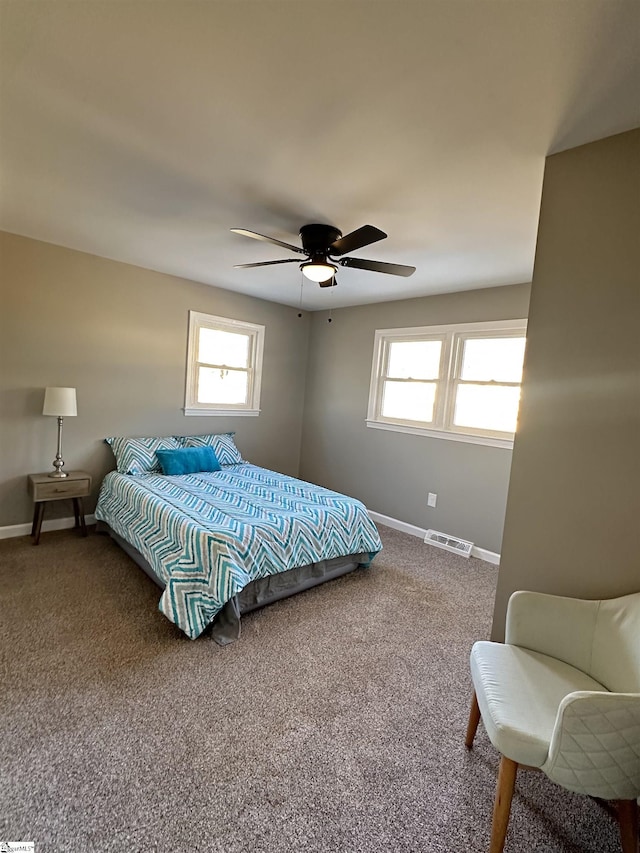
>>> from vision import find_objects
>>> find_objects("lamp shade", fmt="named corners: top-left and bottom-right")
top-left (43, 387), bottom-right (77, 417)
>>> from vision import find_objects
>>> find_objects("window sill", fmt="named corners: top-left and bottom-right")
top-left (365, 419), bottom-right (514, 449)
top-left (183, 408), bottom-right (260, 417)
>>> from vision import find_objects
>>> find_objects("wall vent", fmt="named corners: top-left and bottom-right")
top-left (424, 529), bottom-right (473, 558)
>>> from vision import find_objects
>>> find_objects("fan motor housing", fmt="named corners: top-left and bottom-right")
top-left (299, 224), bottom-right (342, 255)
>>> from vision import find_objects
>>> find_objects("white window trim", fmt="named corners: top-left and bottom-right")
top-left (366, 319), bottom-right (527, 449)
top-left (184, 311), bottom-right (264, 416)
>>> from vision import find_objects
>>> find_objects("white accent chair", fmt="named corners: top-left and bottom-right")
top-left (466, 590), bottom-right (640, 853)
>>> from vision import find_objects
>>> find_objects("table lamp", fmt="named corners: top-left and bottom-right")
top-left (43, 387), bottom-right (77, 478)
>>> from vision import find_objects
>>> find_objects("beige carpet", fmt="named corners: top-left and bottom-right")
top-left (0, 524), bottom-right (626, 852)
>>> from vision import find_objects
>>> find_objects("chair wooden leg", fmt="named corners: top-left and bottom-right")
top-left (490, 756), bottom-right (518, 853)
top-left (465, 690), bottom-right (481, 748)
top-left (617, 799), bottom-right (639, 853)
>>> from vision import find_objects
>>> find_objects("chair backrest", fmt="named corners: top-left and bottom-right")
top-left (590, 592), bottom-right (640, 693)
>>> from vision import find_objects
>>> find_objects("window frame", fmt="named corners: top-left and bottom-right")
top-left (366, 319), bottom-right (527, 448)
top-left (184, 311), bottom-right (265, 417)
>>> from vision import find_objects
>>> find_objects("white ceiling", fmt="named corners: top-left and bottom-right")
top-left (1, 1), bottom-right (638, 311)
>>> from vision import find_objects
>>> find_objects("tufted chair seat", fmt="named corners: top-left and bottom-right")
top-left (466, 590), bottom-right (640, 852)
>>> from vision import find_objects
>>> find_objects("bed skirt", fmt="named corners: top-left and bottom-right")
top-left (96, 521), bottom-right (367, 645)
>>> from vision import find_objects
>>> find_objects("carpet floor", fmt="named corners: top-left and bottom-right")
top-left (0, 524), bottom-right (628, 852)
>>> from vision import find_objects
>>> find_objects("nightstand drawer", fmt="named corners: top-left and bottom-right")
top-left (28, 472), bottom-right (92, 502)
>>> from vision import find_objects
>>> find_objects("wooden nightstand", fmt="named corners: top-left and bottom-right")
top-left (27, 471), bottom-right (92, 545)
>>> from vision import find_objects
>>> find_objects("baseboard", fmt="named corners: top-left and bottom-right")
top-left (470, 545), bottom-right (501, 565)
top-left (0, 514), bottom-right (96, 540)
top-left (368, 510), bottom-right (500, 565)
top-left (368, 511), bottom-right (427, 541)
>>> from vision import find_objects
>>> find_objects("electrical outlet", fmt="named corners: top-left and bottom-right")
top-left (428, 492), bottom-right (437, 507)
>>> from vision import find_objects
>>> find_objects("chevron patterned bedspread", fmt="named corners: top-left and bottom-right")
top-left (95, 464), bottom-right (382, 638)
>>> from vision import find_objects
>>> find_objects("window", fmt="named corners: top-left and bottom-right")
top-left (184, 311), bottom-right (265, 416)
top-left (367, 319), bottom-right (527, 447)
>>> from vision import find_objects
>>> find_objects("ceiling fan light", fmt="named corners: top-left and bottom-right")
top-left (300, 261), bottom-right (337, 282)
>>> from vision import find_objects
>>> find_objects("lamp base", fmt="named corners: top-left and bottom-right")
top-left (49, 446), bottom-right (68, 478)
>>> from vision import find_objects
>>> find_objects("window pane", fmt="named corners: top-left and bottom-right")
top-left (381, 380), bottom-right (436, 422)
top-left (453, 384), bottom-right (521, 432)
top-left (198, 328), bottom-right (249, 368)
top-left (197, 367), bottom-right (248, 405)
top-left (387, 340), bottom-right (442, 380)
top-left (460, 337), bottom-right (526, 382)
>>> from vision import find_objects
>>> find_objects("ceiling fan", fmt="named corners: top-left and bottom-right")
top-left (231, 223), bottom-right (416, 287)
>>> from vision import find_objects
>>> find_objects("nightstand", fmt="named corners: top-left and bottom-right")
top-left (27, 471), bottom-right (92, 545)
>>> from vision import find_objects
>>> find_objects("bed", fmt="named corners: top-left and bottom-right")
top-left (94, 434), bottom-right (382, 643)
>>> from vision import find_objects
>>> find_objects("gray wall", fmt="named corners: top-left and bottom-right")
top-left (299, 283), bottom-right (531, 555)
top-left (492, 129), bottom-right (640, 640)
top-left (0, 231), bottom-right (310, 527)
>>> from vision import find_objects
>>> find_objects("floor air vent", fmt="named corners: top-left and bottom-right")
top-left (424, 529), bottom-right (474, 558)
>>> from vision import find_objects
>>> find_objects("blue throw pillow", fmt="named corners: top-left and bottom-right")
top-left (155, 446), bottom-right (221, 476)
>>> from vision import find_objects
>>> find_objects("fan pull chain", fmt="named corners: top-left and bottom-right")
top-left (327, 273), bottom-right (334, 323)
top-left (297, 270), bottom-right (304, 318)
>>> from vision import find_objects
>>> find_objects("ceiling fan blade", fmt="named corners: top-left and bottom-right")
top-left (329, 225), bottom-right (387, 256)
top-left (231, 228), bottom-right (305, 255)
top-left (339, 257), bottom-right (416, 277)
top-left (233, 259), bottom-right (300, 269)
